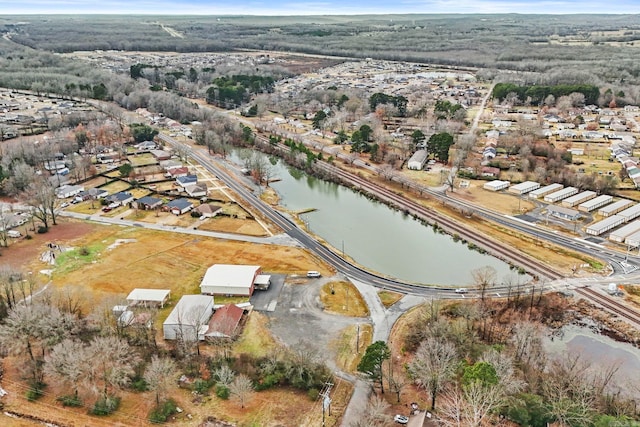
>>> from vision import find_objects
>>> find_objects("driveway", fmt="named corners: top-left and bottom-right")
top-left (250, 274), bottom-right (286, 312)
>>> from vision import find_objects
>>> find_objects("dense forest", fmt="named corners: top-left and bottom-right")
top-left (3, 14), bottom-right (640, 86)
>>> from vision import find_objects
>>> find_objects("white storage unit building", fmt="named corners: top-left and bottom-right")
top-left (407, 150), bottom-right (428, 170)
top-left (561, 191), bottom-right (596, 208)
top-left (529, 183), bottom-right (563, 199)
top-left (610, 221), bottom-right (640, 243)
top-left (618, 204), bottom-right (640, 223)
top-left (508, 181), bottom-right (540, 195)
top-left (544, 187), bottom-right (578, 203)
top-left (625, 230), bottom-right (640, 247)
top-left (200, 264), bottom-right (261, 296)
top-left (163, 295), bottom-right (214, 341)
top-left (586, 215), bottom-right (625, 236)
top-left (598, 199), bottom-right (634, 217)
top-left (578, 195), bottom-right (613, 212)
top-left (483, 180), bottom-right (510, 191)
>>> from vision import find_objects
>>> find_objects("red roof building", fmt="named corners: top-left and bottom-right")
top-left (205, 304), bottom-right (244, 339)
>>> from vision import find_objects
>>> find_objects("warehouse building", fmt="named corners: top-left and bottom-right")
top-left (586, 215), bottom-right (625, 236)
top-left (200, 264), bottom-right (262, 296)
top-left (610, 221), bottom-right (640, 243)
top-left (508, 181), bottom-right (540, 195)
top-left (529, 183), bottom-right (563, 199)
top-left (598, 199), bottom-right (634, 217)
top-left (578, 195), bottom-right (613, 213)
top-left (547, 205), bottom-right (581, 221)
top-left (544, 187), bottom-right (578, 203)
top-left (561, 191), bottom-right (596, 208)
top-left (163, 295), bottom-right (214, 341)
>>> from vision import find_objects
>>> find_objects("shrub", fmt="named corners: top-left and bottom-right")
top-left (37, 226), bottom-right (48, 234)
top-left (57, 394), bottom-right (82, 407)
top-left (149, 399), bottom-right (178, 424)
top-left (215, 384), bottom-right (230, 399)
top-left (307, 388), bottom-right (320, 401)
top-left (90, 396), bottom-right (121, 415)
top-left (26, 382), bottom-right (45, 401)
top-left (193, 378), bottom-right (213, 395)
top-left (130, 377), bottom-right (148, 392)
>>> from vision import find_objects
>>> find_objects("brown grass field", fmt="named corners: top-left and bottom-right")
top-left (320, 281), bottom-right (369, 317)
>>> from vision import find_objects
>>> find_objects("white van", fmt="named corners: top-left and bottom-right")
top-left (306, 271), bottom-right (321, 278)
top-left (7, 230), bottom-right (21, 238)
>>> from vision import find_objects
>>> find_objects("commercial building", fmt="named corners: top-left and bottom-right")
top-left (547, 205), bottom-right (581, 221)
top-left (618, 204), bottom-right (640, 223)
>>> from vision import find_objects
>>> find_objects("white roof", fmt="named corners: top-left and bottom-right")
top-left (200, 264), bottom-right (260, 290)
top-left (164, 295), bottom-right (213, 326)
top-left (254, 274), bottom-right (271, 285)
top-left (126, 288), bottom-right (170, 302)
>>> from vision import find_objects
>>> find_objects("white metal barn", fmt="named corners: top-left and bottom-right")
top-left (598, 199), bottom-right (634, 217)
top-left (200, 264), bottom-right (261, 296)
top-left (483, 180), bottom-right (510, 191)
top-left (561, 191), bottom-right (596, 208)
top-left (544, 187), bottom-right (578, 203)
top-left (163, 295), bottom-right (214, 341)
top-left (586, 215), bottom-right (625, 236)
top-left (610, 221), bottom-right (640, 243)
top-left (508, 181), bottom-right (540, 195)
top-left (407, 150), bottom-right (429, 170)
top-left (529, 183), bottom-right (563, 199)
top-left (618, 204), bottom-right (640, 223)
top-left (126, 288), bottom-right (171, 308)
top-left (578, 195), bottom-right (613, 213)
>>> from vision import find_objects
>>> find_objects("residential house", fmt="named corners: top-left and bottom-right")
top-left (165, 198), bottom-right (193, 215)
top-left (195, 204), bottom-right (222, 218)
top-left (176, 174), bottom-right (198, 188)
top-left (55, 185), bottom-right (84, 199)
top-left (133, 196), bottom-right (163, 210)
top-left (160, 159), bottom-right (183, 171)
top-left (166, 167), bottom-right (190, 179)
top-left (150, 149), bottom-right (172, 161)
top-left (75, 187), bottom-right (109, 201)
top-left (481, 166), bottom-right (500, 178)
top-left (136, 140), bottom-right (156, 151)
top-left (106, 191), bottom-right (134, 206)
top-left (185, 183), bottom-right (208, 198)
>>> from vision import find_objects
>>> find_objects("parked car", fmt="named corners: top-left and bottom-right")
top-left (108, 202), bottom-right (120, 209)
top-left (60, 202), bottom-right (70, 208)
top-left (102, 206), bottom-right (112, 212)
top-left (306, 271), bottom-right (321, 278)
top-left (394, 415), bottom-right (409, 424)
top-left (7, 230), bottom-right (21, 238)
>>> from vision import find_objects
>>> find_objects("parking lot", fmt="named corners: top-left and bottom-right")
top-left (250, 273), bottom-right (286, 311)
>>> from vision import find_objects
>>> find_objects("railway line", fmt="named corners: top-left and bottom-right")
top-left (574, 287), bottom-right (640, 327)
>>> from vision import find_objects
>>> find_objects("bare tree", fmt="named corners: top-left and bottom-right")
top-left (408, 336), bottom-right (458, 410)
top-left (471, 266), bottom-right (497, 304)
top-left (144, 355), bottom-right (177, 406)
top-left (84, 336), bottom-right (139, 407)
top-left (45, 338), bottom-right (88, 400)
top-left (349, 394), bottom-right (390, 427)
top-left (214, 364), bottom-right (236, 387)
top-left (230, 374), bottom-right (254, 409)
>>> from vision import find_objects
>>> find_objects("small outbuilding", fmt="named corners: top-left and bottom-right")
top-left (200, 264), bottom-right (261, 296)
top-left (407, 150), bottom-right (428, 170)
top-left (163, 295), bottom-right (214, 341)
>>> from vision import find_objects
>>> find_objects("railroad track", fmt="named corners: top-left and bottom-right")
top-left (575, 287), bottom-right (640, 327)
top-left (321, 162), bottom-right (564, 282)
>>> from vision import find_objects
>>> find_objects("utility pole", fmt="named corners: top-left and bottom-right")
top-left (320, 381), bottom-right (333, 426)
top-left (356, 323), bottom-right (360, 353)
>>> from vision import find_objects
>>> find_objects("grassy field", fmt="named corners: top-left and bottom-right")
top-left (320, 281), bottom-right (369, 317)
top-left (378, 290), bottom-right (404, 308)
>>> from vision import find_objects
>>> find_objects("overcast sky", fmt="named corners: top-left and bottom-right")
top-left (2, 0), bottom-right (639, 15)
